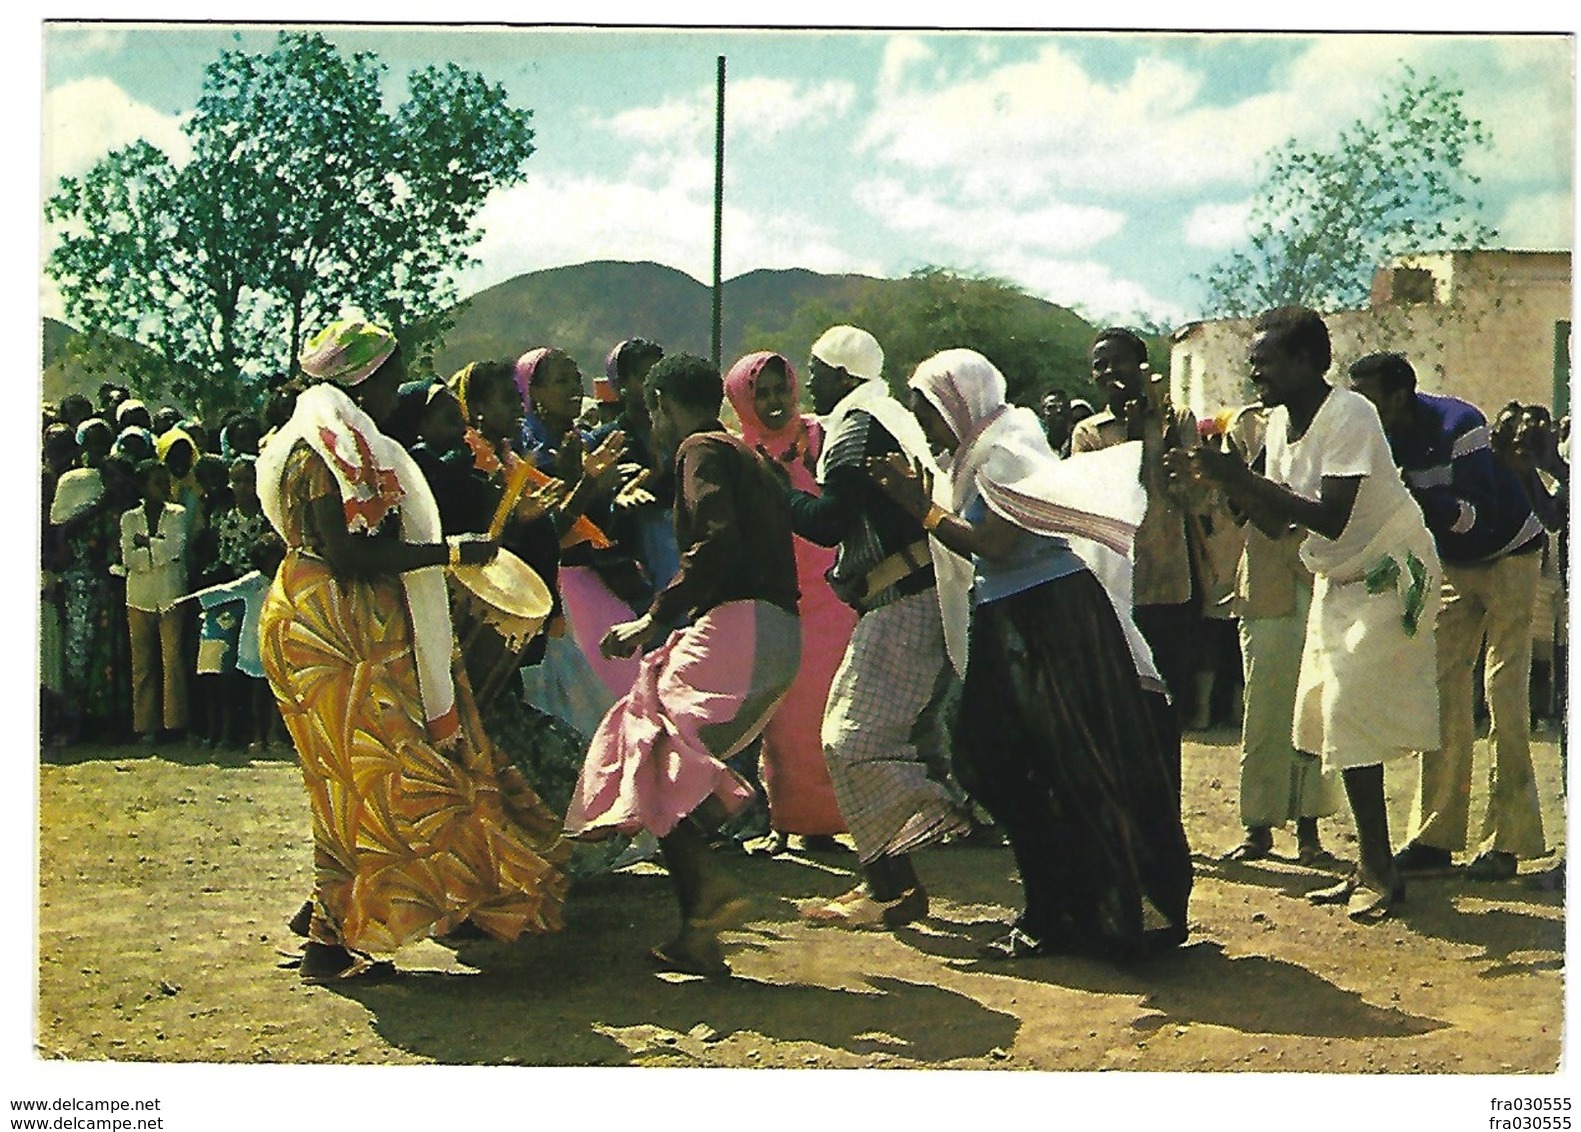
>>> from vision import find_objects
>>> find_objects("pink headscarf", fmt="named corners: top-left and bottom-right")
top-left (724, 352), bottom-right (822, 490)
top-left (514, 347), bottom-right (557, 415)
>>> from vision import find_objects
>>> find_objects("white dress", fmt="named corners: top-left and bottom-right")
top-left (1265, 388), bottom-right (1442, 771)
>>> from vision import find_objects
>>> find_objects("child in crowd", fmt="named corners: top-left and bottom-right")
top-left (187, 455), bottom-right (271, 747)
top-left (184, 532), bottom-right (286, 753)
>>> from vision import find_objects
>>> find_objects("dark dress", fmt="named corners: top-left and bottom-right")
top-left (955, 566), bottom-right (1192, 959)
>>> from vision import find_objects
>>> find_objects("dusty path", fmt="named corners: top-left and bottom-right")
top-left (35, 728), bottom-right (1565, 1073)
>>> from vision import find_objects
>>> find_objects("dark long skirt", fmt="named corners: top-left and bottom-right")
top-left (955, 569), bottom-right (1192, 959)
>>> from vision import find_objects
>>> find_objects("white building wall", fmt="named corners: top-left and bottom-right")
top-left (1170, 251), bottom-right (1572, 423)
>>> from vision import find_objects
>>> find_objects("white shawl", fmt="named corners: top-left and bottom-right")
top-left (909, 349), bottom-right (1162, 691)
top-left (257, 383), bottom-right (459, 742)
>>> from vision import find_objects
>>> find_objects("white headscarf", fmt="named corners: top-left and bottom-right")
top-left (257, 382), bottom-right (459, 742)
top-left (908, 348), bottom-right (1162, 692)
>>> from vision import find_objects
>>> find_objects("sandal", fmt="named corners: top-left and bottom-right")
top-left (1465, 850), bottom-right (1518, 882)
top-left (286, 899), bottom-right (314, 938)
top-left (978, 926), bottom-right (1053, 960)
top-left (802, 885), bottom-right (927, 929)
top-left (299, 942), bottom-right (396, 984)
top-left (1221, 840), bottom-right (1271, 863)
top-left (1297, 844), bottom-right (1341, 869)
top-left (648, 939), bottom-right (730, 978)
top-left (797, 834), bottom-right (844, 853)
top-left (1346, 875), bottom-right (1405, 922)
top-left (1306, 874), bottom-right (1358, 905)
top-left (687, 893), bottom-right (753, 935)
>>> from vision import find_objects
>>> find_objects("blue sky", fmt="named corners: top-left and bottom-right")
top-left (37, 16), bottom-right (1577, 331)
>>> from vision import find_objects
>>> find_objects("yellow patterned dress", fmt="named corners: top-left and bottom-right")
top-left (259, 444), bottom-right (569, 954)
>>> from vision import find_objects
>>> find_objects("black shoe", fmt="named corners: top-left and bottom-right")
top-left (1393, 841), bottom-right (1453, 873)
top-left (1465, 850), bottom-right (1518, 882)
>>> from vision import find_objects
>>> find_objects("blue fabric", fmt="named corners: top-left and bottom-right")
top-left (964, 496), bottom-right (1086, 606)
top-left (196, 571), bottom-right (270, 677)
top-left (1388, 393), bottom-right (1543, 564)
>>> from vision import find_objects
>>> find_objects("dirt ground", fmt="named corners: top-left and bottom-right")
top-left (34, 725), bottom-right (1566, 1076)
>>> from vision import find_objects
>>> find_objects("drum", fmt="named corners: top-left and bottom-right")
top-left (448, 549), bottom-right (554, 706)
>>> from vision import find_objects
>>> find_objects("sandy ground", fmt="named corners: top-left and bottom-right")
top-left (35, 726), bottom-right (1565, 1074)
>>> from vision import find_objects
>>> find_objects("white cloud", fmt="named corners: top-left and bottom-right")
top-left (854, 176), bottom-right (1124, 255)
top-left (42, 76), bottom-right (191, 189)
top-left (855, 32), bottom-right (1574, 210)
top-left (878, 35), bottom-right (933, 95)
top-left (602, 74), bottom-right (855, 152)
top-left (1495, 191), bottom-right (1574, 250)
top-left (453, 170), bottom-right (877, 298)
top-left (989, 248), bottom-right (1191, 328)
top-left (858, 40), bottom-right (1271, 197)
top-left (1183, 200), bottom-right (1253, 250)
top-left (730, 76), bottom-right (854, 139)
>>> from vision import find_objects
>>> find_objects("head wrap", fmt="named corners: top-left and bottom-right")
top-left (604, 338), bottom-right (663, 394)
top-left (724, 352), bottom-right (820, 483)
top-left (113, 426), bottom-right (154, 463)
top-left (386, 377), bottom-right (443, 448)
top-left (810, 325), bottom-right (934, 487)
top-left (907, 348), bottom-right (1159, 688)
top-left (512, 348), bottom-right (570, 461)
top-left (155, 425), bottom-right (195, 462)
top-left (299, 319), bottom-right (398, 387)
top-left (75, 417), bottom-right (112, 450)
top-left (810, 325), bottom-right (884, 383)
top-left (513, 348), bottom-right (553, 415)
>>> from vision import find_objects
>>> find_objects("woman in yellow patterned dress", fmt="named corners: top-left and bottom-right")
top-left (257, 319), bottom-right (568, 983)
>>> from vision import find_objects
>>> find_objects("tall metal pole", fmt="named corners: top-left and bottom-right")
top-left (712, 55), bottom-right (725, 369)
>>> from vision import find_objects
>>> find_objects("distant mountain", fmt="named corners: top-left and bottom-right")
top-left (430, 260), bottom-right (1116, 404)
top-left (430, 260), bottom-right (881, 382)
top-left (41, 317), bottom-right (193, 411)
top-left (43, 260), bottom-right (1123, 415)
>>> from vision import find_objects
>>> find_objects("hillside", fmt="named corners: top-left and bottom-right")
top-left (44, 261), bottom-right (1126, 415)
top-left (432, 260), bottom-right (1112, 405)
top-left (431, 261), bottom-right (883, 384)
top-left (41, 317), bottom-right (195, 414)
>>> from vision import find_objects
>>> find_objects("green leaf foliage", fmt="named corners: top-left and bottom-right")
top-left (1200, 67), bottom-right (1498, 319)
top-left (44, 31), bottom-right (535, 418)
top-left (748, 267), bottom-right (1113, 409)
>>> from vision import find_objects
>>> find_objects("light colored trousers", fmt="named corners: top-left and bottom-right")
top-left (128, 605), bottom-right (189, 734)
top-left (1408, 551), bottom-right (1545, 858)
top-left (1238, 582), bottom-right (1340, 827)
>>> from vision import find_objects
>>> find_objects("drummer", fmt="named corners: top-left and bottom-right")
top-left (566, 354), bottom-right (803, 977)
top-left (441, 360), bottom-right (613, 818)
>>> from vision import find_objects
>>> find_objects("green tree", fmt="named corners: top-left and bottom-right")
top-left (44, 31), bottom-right (535, 417)
top-left (750, 268), bottom-right (1103, 409)
top-left (1201, 67), bottom-right (1497, 318)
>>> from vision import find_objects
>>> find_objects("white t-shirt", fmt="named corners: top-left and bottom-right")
top-left (1264, 387), bottom-right (1416, 574)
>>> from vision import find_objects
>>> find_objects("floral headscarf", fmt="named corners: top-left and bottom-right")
top-left (299, 319), bottom-right (398, 387)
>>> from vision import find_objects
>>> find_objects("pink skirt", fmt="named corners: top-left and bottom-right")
top-left (558, 564), bottom-right (642, 698)
top-left (565, 600), bottom-right (801, 840)
top-left (758, 568), bottom-right (856, 834)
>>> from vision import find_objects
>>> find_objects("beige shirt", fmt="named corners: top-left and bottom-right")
top-left (1070, 404), bottom-right (1200, 607)
top-left (120, 503), bottom-right (189, 612)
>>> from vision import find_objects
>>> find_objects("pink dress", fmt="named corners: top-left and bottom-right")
top-left (725, 353), bottom-right (857, 834)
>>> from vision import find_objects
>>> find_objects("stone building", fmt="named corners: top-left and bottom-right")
top-left (1169, 249), bottom-right (1573, 423)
